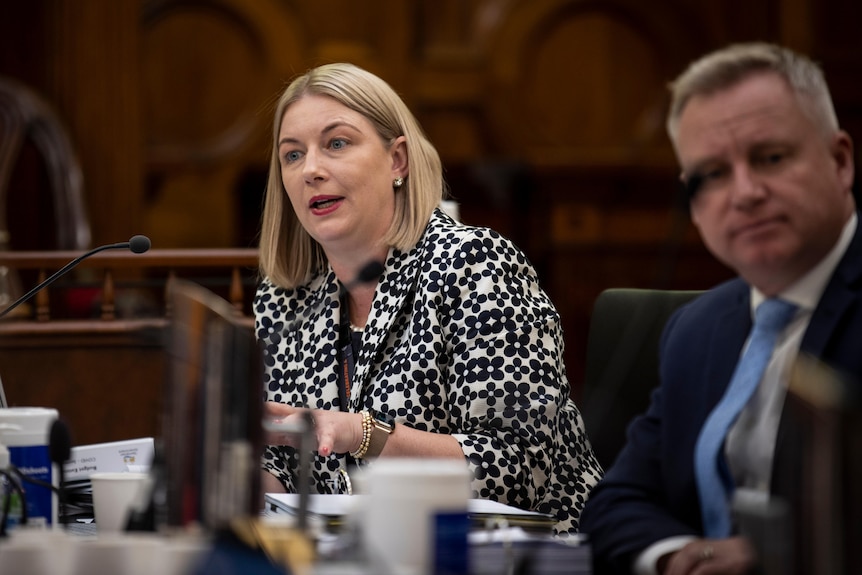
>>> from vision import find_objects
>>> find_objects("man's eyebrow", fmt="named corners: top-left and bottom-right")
top-left (748, 140), bottom-right (793, 154)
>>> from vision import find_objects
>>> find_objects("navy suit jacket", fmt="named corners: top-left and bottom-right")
top-left (580, 220), bottom-right (862, 574)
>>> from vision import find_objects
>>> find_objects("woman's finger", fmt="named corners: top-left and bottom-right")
top-left (264, 401), bottom-right (297, 418)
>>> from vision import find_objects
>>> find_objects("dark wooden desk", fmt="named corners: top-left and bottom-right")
top-left (0, 319), bottom-right (167, 445)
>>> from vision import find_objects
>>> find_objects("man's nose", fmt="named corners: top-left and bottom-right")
top-left (729, 164), bottom-right (766, 208)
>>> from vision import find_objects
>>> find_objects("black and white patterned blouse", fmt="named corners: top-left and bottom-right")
top-left (255, 209), bottom-right (602, 535)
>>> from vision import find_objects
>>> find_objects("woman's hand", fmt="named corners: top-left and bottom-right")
top-left (263, 401), bottom-right (363, 457)
top-left (264, 402), bottom-right (463, 459)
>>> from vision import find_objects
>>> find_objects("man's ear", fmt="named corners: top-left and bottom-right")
top-left (832, 130), bottom-right (855, 192)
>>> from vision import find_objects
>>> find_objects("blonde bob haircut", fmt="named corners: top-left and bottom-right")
top-left (259, 62), bottom-right (444, 288)
top-left (667, 42), bottom-right (839, 148)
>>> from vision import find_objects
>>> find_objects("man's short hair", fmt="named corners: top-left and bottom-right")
top-left (666, 43), bottom-right (838, 146)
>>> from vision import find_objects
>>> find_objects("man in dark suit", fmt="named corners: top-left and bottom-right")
top-left (580, 43), bottom-right (860, 574)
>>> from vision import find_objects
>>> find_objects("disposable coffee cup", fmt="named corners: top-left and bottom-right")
top-left (89, 472), bottom-right (150, 533)
top-left (358, 458), bottom-right (471, 575)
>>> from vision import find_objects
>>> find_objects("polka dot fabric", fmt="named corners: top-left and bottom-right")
top-left (255, 209), bottom-right (602, 535)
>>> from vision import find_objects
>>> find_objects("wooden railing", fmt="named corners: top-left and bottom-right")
top-left (0, 248), bottom-right (259, 321)
top-left (0, 248), bottom-right (259, 446)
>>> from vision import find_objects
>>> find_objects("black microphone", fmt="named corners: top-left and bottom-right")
top-left (335, 259), bottom-right (384, 341)
top-left (340, 260), bottom-right (385, 297)
top-left (261, 258), bottom-right (385, 377)
top-left (271, 260), bottom-right (384, 337)
top-left (0, 235), bottom-right (152, 319)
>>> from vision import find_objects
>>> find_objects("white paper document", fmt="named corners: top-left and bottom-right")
top-left (264, 493), bottom-right (556, 531)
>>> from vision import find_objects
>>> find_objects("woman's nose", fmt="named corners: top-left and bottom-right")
top-left (302, 149), bottom-right (325, 182)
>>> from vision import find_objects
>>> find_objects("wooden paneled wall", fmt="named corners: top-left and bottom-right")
top-left (3, 0), bottom-right (862, 399)
top-left (0, 248), bottom-right (258, 445)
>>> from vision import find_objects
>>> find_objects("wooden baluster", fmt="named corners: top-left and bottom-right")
top-left (0, 264), bottom-right (22, 316)
top-left (165, 270), bottom-right (176, 317)
top-left (229, 266), bottom-right (243, 315)
top-left (101, 269), bottom-right (116, 320)
top-left (35, 268), bottom-right (50, 321)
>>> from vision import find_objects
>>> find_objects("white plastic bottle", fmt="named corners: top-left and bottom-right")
top-left (0, 441), bottom-right (24, 531)
top-left (0, 408), bottom-right (59, 528)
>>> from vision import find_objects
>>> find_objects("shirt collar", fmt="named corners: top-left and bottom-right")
top-left (751, 212), bottom-right (858, 314)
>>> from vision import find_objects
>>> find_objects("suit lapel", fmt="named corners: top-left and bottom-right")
top-left (774, 219), bottom-right (862, 499)
top-left (800, 223), bottom-right (862, 355)
top-left (703, 284), bottom-right (752, 406)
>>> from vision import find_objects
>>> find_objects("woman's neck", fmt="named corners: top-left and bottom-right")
top-left (345, 284), bottom-right (376, 329)
top-left (329, 251), bottom-right (386, 329)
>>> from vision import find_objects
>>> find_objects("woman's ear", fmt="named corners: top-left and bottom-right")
top-left (390, 135), bottom-right (409, 179)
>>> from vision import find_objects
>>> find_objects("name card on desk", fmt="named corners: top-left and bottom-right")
top-left (59, 438), bottom-right (155, 525)
top-left (64, 437), bottom-right (154, 482)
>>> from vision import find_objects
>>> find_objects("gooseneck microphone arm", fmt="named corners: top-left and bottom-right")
top-left (0, 235), bottom-right (152, 319)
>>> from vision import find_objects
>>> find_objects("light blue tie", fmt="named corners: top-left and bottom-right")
top-left (694, 298), bottom-right (798, 537)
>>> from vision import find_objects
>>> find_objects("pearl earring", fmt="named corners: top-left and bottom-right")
top-left (393, 177), bottom-right (404, 189)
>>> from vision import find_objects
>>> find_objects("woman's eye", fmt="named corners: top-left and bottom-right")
top-left (330, 138), bottom-right (347, 150)
top-left (284, 150), bottom-right (301, 163)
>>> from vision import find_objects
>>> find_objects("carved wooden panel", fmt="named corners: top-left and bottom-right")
top-left (46, 1), bottom-right (144, 247)
top-left (4, 0), bottom-right (862, 401)
top-left (140, 0), bottom-right (306, 248)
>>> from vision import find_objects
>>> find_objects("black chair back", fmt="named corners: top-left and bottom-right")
top-left (581, 288), bottom-right (703, 469)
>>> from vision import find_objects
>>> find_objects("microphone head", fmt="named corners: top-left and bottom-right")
top-left (357, 260), bottom-right (384, 284)
top-left (49, 418), bottom-right (72, 464)
top-left (129, 235), bottom-right (151, 254)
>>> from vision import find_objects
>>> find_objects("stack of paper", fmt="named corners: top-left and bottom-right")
top-left (264, 493), bottom-right (557, 534)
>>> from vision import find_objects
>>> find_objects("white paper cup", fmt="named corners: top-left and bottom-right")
top-left (357, 459), bottom-right (471, 575)
top-left (89, 472), bottom-right (150, 533)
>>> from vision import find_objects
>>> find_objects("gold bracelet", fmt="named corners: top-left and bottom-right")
top-left (349, 410), bottom-right (373, 459)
